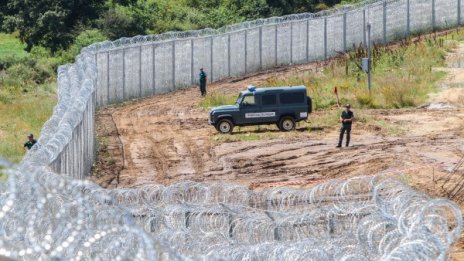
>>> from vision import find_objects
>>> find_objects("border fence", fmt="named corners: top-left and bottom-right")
top-left (0, 0), bottom-right (460, 259)
top-left (29, 0), bottom-right (464, 180)
top-left (93, 0), bottom-right (463, 107)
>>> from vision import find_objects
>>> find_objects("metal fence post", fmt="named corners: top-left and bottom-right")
top-left (343, 11), bottom-right (347, 51)
top-left (244, 30), bottom-right (248, 74)
top-left (363, 9), bottom-right (367, 47)
top-left (432, 0), bottom-right (436, 31)
top-left (210, 36), bottom-right (214, 82)
top-left (274, 24), bottom-right (278, 66)
top-left (227, 33), bottom-right (231, 76)
top-left (290, 22), bottom-right (294, 64)
top-left (190, 39), bottom-right (194, 85)
top-left (306, 19), bottom-right (310, 62)
top-left (459, 0), bottom-right (461, 26)
top-left (259, 26), bottom-right (263, 70)
top-left (324, 17), bottom-right (328, 59)
top-left (185, 211), bottom-right (191, 228)
top-left (152, 43), bottom-right (156, 94)
top-left (122, 48), bottom-right (126, 101)
top-left (274, 226), bottom-right (280, 241)
top-left (172, 41), bottom-right (176, 91)
top-left (139, 45), bottom-right (142, 97)
top-left (104, 51), bottom-right (110, 106)
top-left (228, 214), bottom-right (235, 238)
top-left (94, 53), bottom-right (98, 105)
top-left (383, 0), bottom-right (387, 44)
top-left (407, 0), bottom-right (410, 37)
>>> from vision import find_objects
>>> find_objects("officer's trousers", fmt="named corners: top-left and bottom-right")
top-left (200, 84), bottom-right (207, 96)
top-left (338, 125), bottom-right (351, 147)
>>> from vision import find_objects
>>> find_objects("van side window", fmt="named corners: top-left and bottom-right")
top-left (242, 95), bottom-right (256, 106)
top-left (262, 95), bottom-right (277, 106)
top-left (280, 92), bottom-right (304, 104)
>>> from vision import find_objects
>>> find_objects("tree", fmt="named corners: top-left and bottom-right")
top-left (266, 0), bottom-right (338, 15)
top-left (226, 0), bottom-right (270, 20)
top-left (5, 0), bottom-right (105, 52)
top-left (98, 1), bottom-right (156, 40)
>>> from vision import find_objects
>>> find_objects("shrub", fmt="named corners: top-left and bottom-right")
top-left (355, 91), bottom-right (377, 108)
top-left (199, 93), bottom-right (237, 109)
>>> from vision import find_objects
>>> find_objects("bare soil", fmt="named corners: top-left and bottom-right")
top-left (91, 44), bottom-right (464, 258)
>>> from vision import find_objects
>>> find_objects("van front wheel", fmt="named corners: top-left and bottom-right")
top-left (278, 116), bottom-right (295, 132)
top-left (216, 119), bottom-right (234, 134)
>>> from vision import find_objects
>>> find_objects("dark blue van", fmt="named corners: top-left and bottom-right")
top-left (209, 86), bottom-right (312, 134)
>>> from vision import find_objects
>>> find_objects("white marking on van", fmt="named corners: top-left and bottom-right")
top-left (245, 112), bottom-right (276, 118)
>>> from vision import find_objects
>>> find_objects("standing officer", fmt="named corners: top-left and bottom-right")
top-left (199, 68), bottom-right (207, 96)
top-left (337, 104), bottom-right (354, 148)
top-left (24, 134), bottom-right (37, 150)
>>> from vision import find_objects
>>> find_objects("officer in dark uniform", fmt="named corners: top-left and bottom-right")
top-left (337, 104), bottom-right (354, 148)
top-left (24, 134), bottom-right (37, 150)
top-left (199, 68), bottom-right (207, 96)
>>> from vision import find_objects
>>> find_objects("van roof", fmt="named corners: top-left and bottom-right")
top-left (241, 85), bottom-right (306, 95)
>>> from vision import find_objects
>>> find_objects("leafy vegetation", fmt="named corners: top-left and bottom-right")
top-left (0, 33), bottom-right (28, 59)
top-left (2, 0), bottom-right (104, 52)
top-left (199, 92), bottom-right (238, 109)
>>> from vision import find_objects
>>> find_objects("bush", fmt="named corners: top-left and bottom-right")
top-left (199, 93), bottom-right (237, 109)
top-left (99, 2), bottom-right (155, 40)
top-left (355, 91), bottom-right (377, 108)
top-left (0, 55), bottom-right (24, 71)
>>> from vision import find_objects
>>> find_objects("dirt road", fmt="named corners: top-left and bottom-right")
top-left (91, 50), bottom-right (464, 188)
top-left (91, 43), bottom-right (464, 258)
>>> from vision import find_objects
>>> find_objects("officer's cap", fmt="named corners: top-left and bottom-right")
top-left (28, 134), bottom-right (34, 138)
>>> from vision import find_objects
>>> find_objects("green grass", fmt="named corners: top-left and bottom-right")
top-left (0, 33), bottom-right (28, 59)
top-left (0, 84), bottom-right (56, 163)
top-left (199, 92), bottom-right (237, 109)
top-left (0, 33), bottom-right (58, 163)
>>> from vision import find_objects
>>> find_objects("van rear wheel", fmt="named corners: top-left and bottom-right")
top-left (216, 119), bottom-right (234, 134)
top-left (278, 116), bottom-right (295, 132)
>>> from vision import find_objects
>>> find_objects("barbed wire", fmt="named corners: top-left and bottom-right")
top-left (1, 157), bottom-right (461, 260)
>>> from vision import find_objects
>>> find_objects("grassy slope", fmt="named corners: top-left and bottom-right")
top-left (263, 36), bottom-right (455, 110)
top-left (0, 34), bottom-right (56, 163)
top-left (0, 33), bottom-right (28, 59)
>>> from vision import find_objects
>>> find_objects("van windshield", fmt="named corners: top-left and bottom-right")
top-left (235, 93), bottom-right (243, 105)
